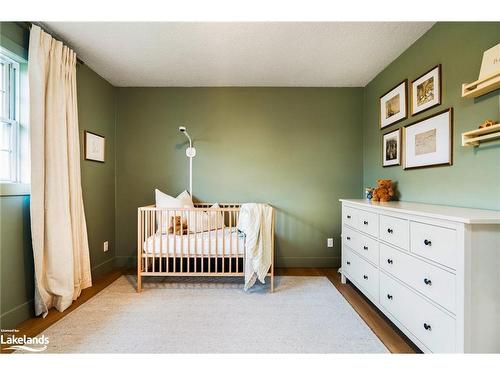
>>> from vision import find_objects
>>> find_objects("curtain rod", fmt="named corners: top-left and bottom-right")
top-left (16, 21), bottom-right (85, 65)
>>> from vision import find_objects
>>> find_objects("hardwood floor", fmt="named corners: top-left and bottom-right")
top-left (1, 267), bottom-right (419, 354)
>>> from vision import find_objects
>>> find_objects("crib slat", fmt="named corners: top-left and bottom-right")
top-left (187, 210), bottom-right (191, 273)
top-left (152, 210), bottom-right (156, 273)
top-left (179, 211), bottom-right (185, 272)
top-left (236, 210), bottom-right (239, 273)
top-left (208, 209), bottom-right (212, 273)
top-left (159, 208), bottom-right (163, 273)
top-left (167, 210), bottom-right (171, 273)
top-left (144, 210), bottom-right (147, 272)
top-left (229, 211), bottom-right (232, 274)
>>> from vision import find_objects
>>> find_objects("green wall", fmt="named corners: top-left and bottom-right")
top-left (78, 64), bottom-right (117, 277)
top-left (115, 88), bottom-right (364, 267)
top-left (0, 22), bottom-right (117, 329)
top-left (363, 22), bottom-right (500, 209)
top-left (2, 21), bottom-right (500, 329)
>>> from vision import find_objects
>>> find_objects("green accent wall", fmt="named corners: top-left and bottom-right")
top-left (0, 22), bottom-right (117, 329)
top-left (363, 22), bottom-right (500, 210)
top-left (0, 196), bottom-right (33, 329)
top-left (115, 88), bottom-right (364, 267)
top-left (78, 64), bottom-right (117, 278)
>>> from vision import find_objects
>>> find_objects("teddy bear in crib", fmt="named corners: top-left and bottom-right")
top-left (371, 179), bottom-right (394, 202)
top-left (169, 215), bottom-right (189, 235)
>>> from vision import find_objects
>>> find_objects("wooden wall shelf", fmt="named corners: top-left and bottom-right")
top-left (462, 123), bottom-right (500, 147)
top-left (462, 72), bottom-right (500, 98)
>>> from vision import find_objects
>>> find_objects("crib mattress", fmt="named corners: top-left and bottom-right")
top-left (143, 228), bottom-right (245, 256)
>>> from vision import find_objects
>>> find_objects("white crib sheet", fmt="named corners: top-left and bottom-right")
top-left (143, 227), bottom-right (245, 256)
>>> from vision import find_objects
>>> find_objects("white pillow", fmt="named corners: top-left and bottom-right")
top-left (155, 189), bottom-right (194, 233)
top-left (176, 190), bottom-right (194, 208)
top-left (188, 203), bottom-right (225, 233)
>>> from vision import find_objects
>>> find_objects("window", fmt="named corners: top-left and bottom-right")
top-left (0, 52), bottom-right (20, 182)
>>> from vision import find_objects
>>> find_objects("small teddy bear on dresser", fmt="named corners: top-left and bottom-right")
top-left (371, 179), bottom-right (394, 202)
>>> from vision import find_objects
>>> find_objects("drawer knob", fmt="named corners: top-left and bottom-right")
top-left (424, 278), bottom-right (432, 286)
top-left (363, 275), bottom-right (368, 280)
top-left (387, 228), bottom-right (393, 234)
top-left (346, 236), bottom-right (351, 240)
top-left (387, 258), bottom-right (393, 264)
top-left (424, 239), bottom-right (432, 246)
top-left (363, 221), bottom-right (369, 225)
top-left (347, 215), bottom-right (351, 219)
top-left (423, 323), bottom-right (432, 331)
top-left (387, 294), bottom-right (393, 300)
top-left (346, 261), bottom-right (351, 265)
top-left (363, 246), bottom-right (368, 250)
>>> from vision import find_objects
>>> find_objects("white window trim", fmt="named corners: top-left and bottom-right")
top-left (0, 46), bottom-right (29, 196)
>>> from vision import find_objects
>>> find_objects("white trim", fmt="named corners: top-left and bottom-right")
top-left (0, 182), bottom-right (30, 196)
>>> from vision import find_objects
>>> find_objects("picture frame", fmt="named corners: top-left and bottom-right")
top-left (382, 128), bottom-right (401, 167)
top-left (379, 80), bottom-right (407, 129)
top-left (403, 108), bottom-right (453, 170)
top-left (84, 130), bottom-right (105, 163)
top-left (411, 64), bottom-right (442, 116)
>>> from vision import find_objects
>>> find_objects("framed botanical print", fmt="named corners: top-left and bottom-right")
top-left (380, 80), bottom-right (407, 129)
top-left (382, 128), bottom-right (401, 167)
top-left (411, 65), bottom-right (441, 116)
top-left (84, 130), bottom-right (105, 163)
top-left (403, 108), bottom-right (453, 170)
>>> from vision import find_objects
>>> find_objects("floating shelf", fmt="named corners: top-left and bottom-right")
top-left (462, 71), bottom-right (500, 98)
top-left (462, 123), bottom-right (500, 147)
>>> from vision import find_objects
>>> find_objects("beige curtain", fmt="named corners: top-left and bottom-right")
top-left (29, 25), bottom-right (92, 317)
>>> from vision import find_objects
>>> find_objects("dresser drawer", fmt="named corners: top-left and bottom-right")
top-left (343, 206), bottom-right (358, 228)
top-left (410, 221), bottom-right (457, 269)
top-left (380, 243), bottom-right (456, 313)
top-left (343, 225), bottom-right (379, 265)
top-left (355, 209), bottom-right (379, 237)
top-left (380, 272), bottom-right (456, 353)
top-left (343, 247), bottom-right (379, 302)
top-left (379, 214), bottom-right (409, 250)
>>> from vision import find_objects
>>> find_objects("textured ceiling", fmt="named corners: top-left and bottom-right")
top-left (44, 22), bottom-right (434, 87)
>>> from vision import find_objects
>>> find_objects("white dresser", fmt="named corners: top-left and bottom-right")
top-left (340, 199), bottom-right (500, 353)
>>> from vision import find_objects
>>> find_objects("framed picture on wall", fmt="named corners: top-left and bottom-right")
top-left (84, 130), bottom-right (105, 163)
top-left (380, 80), bottom-right (407, 129)
top-left (382, 128), bottom-right (401, 167)
top-left (411, 64), bottom-right (442, 116)
top-left (403, 108), bottom-right (453, 170)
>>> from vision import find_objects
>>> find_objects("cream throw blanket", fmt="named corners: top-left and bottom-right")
top-left (237, 204), bottom-right (273, 290)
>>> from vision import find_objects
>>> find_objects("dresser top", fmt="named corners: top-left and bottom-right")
top-left (339, 199), bottom-right (500, 224)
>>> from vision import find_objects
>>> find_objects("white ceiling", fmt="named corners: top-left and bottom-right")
top-left (44, 22), bottom-right (434, 87)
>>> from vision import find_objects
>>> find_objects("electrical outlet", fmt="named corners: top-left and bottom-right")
top-left (327, 238), bottom-right (334, 248)
top-left (103, 241), bottom-right (109, 252)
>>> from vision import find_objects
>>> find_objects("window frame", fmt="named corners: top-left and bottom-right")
top-left (0, 48), bottom-right (21, 184)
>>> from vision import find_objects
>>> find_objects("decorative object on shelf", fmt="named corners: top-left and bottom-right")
top-left (382, 128), bottom-right (401, 167)
top-left (411, 65), bottom-right (441, 116)
top-left (462, 122), bottom-right (500, 147)
top-left (478, 119), bottom-right (498, 129)
top-left (403, 108), bottom-right (453, 170)
top-left (371, 179), bottom-right (394, 202)
top-left (365, 187), bottom-right (374, 200)
top-left (84, 130), bottom-right (105, 162)
top-left (462, 42), bottom-right (500, 98)
top-left (380, 80), bottom-right (408, 129)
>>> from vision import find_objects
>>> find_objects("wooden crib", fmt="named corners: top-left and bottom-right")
top-left (137, 203), bottom-right (275, 292)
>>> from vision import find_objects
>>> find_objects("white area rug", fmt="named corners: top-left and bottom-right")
top-left (33, 276), bottom-right (388, 353)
